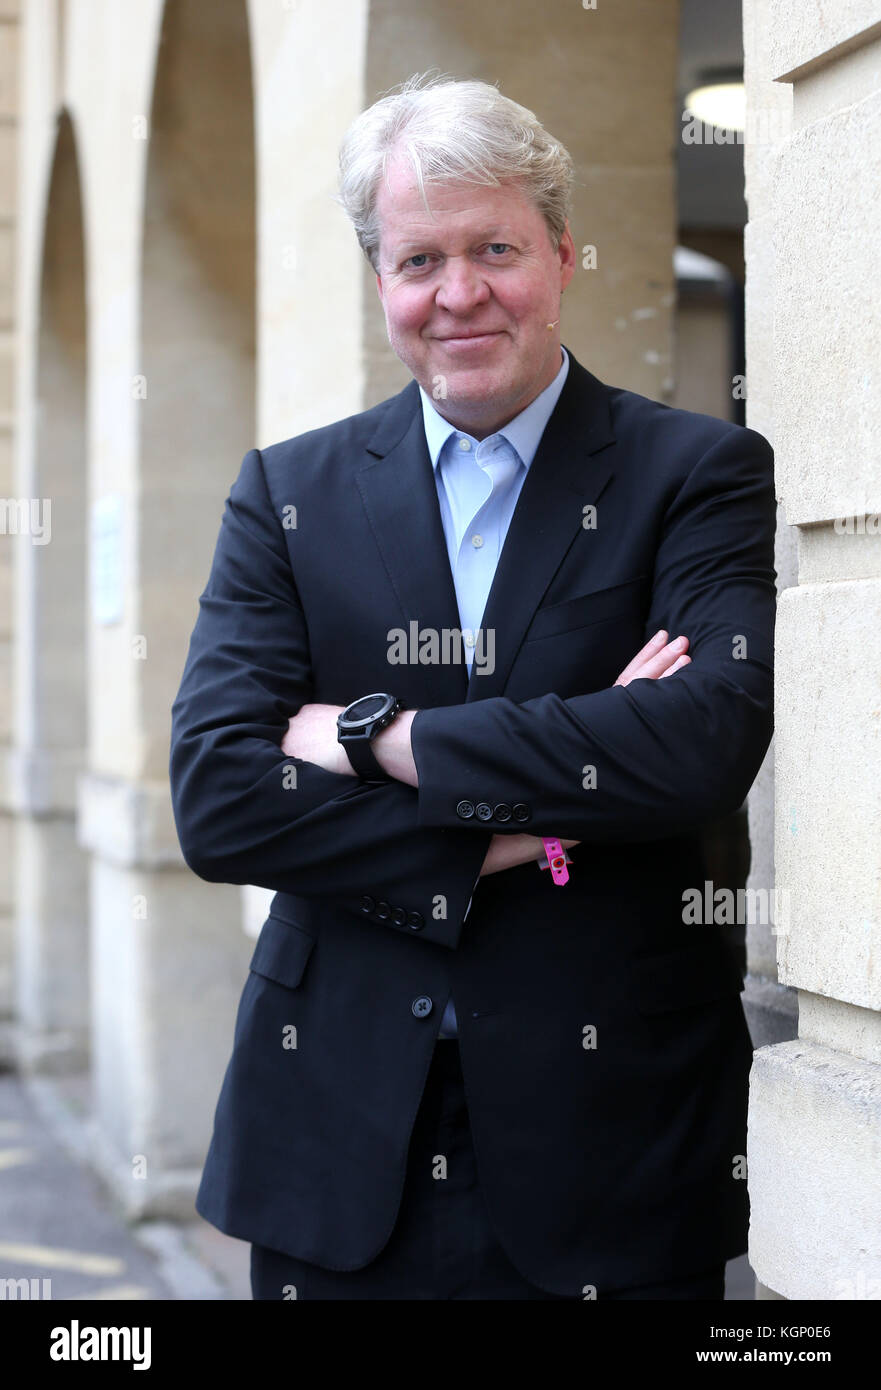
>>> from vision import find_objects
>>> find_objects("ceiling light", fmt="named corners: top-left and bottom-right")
top-left (684, 68), bottom-right (745, 133)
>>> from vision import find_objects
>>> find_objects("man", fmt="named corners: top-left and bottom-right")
top-left (169, 73), bottom-right (776, 1300)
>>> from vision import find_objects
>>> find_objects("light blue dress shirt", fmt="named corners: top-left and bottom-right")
top-left (417, 346), bottom-right (571, 1038)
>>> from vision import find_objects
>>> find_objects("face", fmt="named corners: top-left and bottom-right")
top-left (374, 155), bottom-right (576, 438)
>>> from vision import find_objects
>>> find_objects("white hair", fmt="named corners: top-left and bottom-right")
top-left (334, 70), bottom-right (575, 273)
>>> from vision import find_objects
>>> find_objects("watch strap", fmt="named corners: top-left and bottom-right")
top-left (341, 731), bottom-right (391, 782)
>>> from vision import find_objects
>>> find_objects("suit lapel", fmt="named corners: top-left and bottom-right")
top-left (356, 345), bottom-right (617, 708)
top-left (357, 395), bottom-right (469, 708)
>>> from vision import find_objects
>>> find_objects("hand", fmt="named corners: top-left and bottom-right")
top-left (514, 632), bottom-right (691, 875)
top-left (280, 703), bottom-right (353, 777)
top-left (614, 629), bottom-right (690, 687)
top-left (479, 833), bottom-right (580, 877)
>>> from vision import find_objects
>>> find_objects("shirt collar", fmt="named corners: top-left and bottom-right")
top-left (418, 345), bottom-right (570, 472)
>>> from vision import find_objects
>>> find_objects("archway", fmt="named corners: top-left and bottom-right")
top-left (14, 108), bottom-right (89, 1075)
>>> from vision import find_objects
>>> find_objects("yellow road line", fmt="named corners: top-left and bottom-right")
top-left (79, 1284), bottom-right (152, 1300)
top-left (0, 1243), bottom-right (123, 1275)
top-left (0, 1147), bottom-right (35, 1171)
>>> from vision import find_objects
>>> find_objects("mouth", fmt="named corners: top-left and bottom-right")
top-left (434, 332), bottom-right (505, 351)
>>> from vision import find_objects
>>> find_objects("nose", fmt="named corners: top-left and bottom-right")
top-left (434, 255), bottom-right (491, 316)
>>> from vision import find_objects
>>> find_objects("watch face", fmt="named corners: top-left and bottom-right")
top-left (343, 693), bottom-right (393, 728)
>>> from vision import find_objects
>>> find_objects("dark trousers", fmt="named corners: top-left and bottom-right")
top-left (251, 1038), bottom-right (726, 1300)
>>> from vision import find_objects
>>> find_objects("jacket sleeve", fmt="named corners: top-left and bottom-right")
top-left (168, 446), bottom-right (491, 950)
top-left (410, 426), bottom-right (777, 844)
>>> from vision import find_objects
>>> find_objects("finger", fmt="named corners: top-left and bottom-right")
top-left (659, 653), bottom-right (691, 678)
top-left (632, 635), bottom-right (689, 681)
top-left (614, 629), bottom-right (669, 686)
top-left (618, 635), bottom-right (689, 686)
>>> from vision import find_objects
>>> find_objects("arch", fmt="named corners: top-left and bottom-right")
top-left (84, 0), bottom-right (259, 1204)
top-left (16, 107), bottom-right (89, 1071)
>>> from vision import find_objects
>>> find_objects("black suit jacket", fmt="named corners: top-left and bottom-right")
top-left (169, 345), bottom-right (776, 1296)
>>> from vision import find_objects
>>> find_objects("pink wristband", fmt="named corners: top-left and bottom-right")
top-left (540, 836), bottom-right (570, 885)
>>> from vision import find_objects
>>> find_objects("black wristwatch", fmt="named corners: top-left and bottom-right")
top-left (337, 693), bottom-right (403, 782)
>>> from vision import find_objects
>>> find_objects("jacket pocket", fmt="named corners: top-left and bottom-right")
top-left (248, 911), bottom-right (316, 991)
top-left (525, 572), bottom-right (650, 643)
top-left (631, 940), bottom-right (744, 1015)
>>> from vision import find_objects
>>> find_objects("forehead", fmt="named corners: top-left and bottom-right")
top-left (375, 156), bottom-right (544, 251)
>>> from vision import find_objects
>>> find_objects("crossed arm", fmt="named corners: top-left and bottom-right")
top-left (170, 428), bottom-right (775, 938)
top-left (279, 629), bottom-right (693, 877)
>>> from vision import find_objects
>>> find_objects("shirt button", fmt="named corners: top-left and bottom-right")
top-left (458, 438), bottom-right (472, 451)
top-left (456, 799), bottom-right (475, 819)
top-left (411, 996), bottom-right (433, 1018)
top-left (464, 630), bottom-right (476, 648)
top-left (471, 534), bottom-right (484, 548)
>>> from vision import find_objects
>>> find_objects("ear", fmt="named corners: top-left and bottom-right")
top-left (558, 221), bottom-right (577, 294)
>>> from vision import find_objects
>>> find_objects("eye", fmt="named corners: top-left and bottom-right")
top-left (486, 243), bottom-right (512, 255)
top-left (402, 253), bottom-right (432, 270)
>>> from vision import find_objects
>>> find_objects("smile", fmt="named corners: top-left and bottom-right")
top-left (435, 333), bottom-right (504, 350)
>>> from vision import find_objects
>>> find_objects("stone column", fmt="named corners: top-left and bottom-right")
top-left (0, 0), bottom-right (21, 1067)
top-left (744, 0), bottom-right (881, 1300)
top-left (59, 0), bottom-right (257, 1216)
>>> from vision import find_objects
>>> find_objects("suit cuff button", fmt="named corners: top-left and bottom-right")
top-left (512, 803), bottom-right (531, 822)
top-left (456, 799), bottom-right (475, 819)
top-left (407, 911), bottom-right (425, 931)
top-left (359, 895), bottom-right (375, 914)
top-left (391, 906), bottom-right (407, 927)
top-left (475, 802), bottom-right (493, 821)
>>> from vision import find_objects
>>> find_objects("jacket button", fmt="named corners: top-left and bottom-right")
top-left (493, 803), bottom-right (512, 822)
top-left (411, 996), bottom-right (433, 1018)
top-left (512, 803), bottom-right (530, 822)
top-left (359, 895), bottom-right (376, 914)
top-left (456, 799), bottom-right (475, 819)
top-left (407, 911), bottom-right (425, 931)
top-left (375, 900), bottom-right (391, 920)
top-left (391, 906), bottom-right (407, 927)
top-left (475, 802), bottom-right (493, 821)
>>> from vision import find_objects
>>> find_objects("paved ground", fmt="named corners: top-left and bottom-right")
top-left (0, 1065), bottom-right (755, 1301)
top-left (0, 1067), bottom-right (248, 1300)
